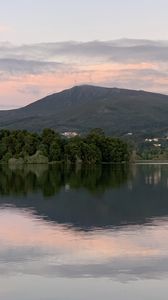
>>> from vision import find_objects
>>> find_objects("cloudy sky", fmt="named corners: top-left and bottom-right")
top-left (0, 0), bottom-right (168, 108)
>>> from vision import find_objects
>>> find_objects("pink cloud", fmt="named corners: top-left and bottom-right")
top-left (0, 60), bottom-right (167, 108)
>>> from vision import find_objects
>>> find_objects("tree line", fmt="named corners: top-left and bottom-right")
top-left (0, 128), bottom-right (131, 164)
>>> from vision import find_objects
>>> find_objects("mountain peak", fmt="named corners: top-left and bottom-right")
top-left (0, 85), bottom-right (168, 136)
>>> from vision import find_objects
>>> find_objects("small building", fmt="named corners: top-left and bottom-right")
top-left (145, 138), bottom-right (153, 142)
top-left (62, 131), bottom-right (78, 138)
top-left (145, 138), bottom-right (159, 142)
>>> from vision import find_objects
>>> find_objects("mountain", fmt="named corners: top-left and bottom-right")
top-left (1, 85), bottom-right (168, 137)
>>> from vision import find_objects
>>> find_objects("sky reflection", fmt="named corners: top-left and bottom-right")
top-left (0, 165), bottom-right (168, 299)
top-left (0, 206), bottom-right (168, 282)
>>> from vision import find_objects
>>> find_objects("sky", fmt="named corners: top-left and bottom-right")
top-left (0, 0), bottom-right (168, 108)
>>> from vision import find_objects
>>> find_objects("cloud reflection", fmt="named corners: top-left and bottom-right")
top-left (0, 207), bottom-right (168, 282)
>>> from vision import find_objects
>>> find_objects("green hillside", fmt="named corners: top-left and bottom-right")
top-left (0, 85), bottom-right (168, 137)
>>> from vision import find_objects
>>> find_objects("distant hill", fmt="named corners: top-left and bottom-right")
top-left (0, 85), bottom-right (168, 137)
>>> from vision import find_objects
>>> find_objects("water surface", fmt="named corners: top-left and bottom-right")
top-left (0, 164), bottom-right (168, 300)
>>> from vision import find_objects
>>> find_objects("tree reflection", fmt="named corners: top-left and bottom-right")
top-left (1, 164), bottom-right (168, 229)
top-left (0, 164), bottom-right (130, 196)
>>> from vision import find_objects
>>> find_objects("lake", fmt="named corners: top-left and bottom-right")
top-left (0, 163), bottom-right (168, 300)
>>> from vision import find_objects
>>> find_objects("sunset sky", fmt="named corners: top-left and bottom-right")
top-left (0, 0), bottom-right (168, 108)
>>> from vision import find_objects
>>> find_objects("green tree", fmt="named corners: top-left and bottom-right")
top-left (81, 142), bottom-right (102, 164)
top-left (64, 138), bottom-right (82, 163)
top-left (49, 141), bottom-right (61, 162)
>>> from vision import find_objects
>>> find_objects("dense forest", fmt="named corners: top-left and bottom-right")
top-left (0, 128), bottom-right (131, 164)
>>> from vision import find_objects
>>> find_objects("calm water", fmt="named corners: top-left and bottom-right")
top-left (0, 164), bottom-right (168, 300)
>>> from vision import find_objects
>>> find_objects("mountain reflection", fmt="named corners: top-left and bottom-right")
top-left (0, 207), bottom-right (168, 282)
top-left (0, 164), bottom-right (168, 287)
top-left (0, 164), bottom-right (168, 229)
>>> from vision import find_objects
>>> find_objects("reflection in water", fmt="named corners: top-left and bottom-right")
top-left (0, 164), bottom-right (168, 300)
top-left (1, 207), bottom-right (168, 281)
top-left (0, 164), bottom-right (168, 228)
top-left (0, 163), bottom-right (130, 196)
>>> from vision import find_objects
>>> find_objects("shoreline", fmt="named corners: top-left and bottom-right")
top-left (1, 160), bottom-right (168, 166)
top-left (135, 160), bottom-right (168, 164)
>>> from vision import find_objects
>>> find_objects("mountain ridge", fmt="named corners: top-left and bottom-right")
top-left (1, 85), bottom-right (168, 136)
